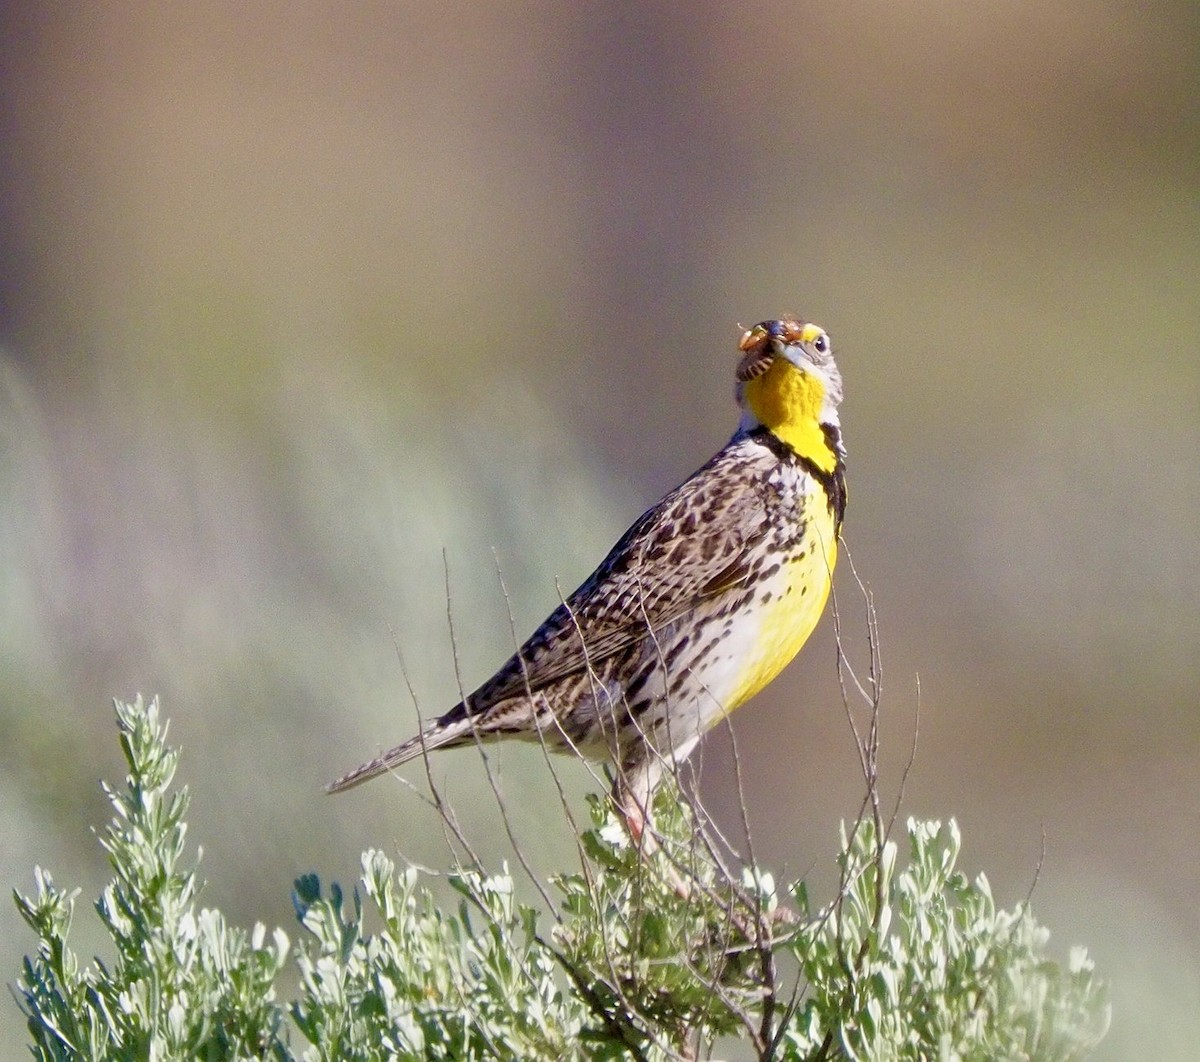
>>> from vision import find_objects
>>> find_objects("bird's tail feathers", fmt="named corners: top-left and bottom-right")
top-left (325, 716), bottom-right (474, 794)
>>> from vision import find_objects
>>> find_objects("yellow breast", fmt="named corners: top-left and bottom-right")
top-left (726, 501), bottom-right (838, 708)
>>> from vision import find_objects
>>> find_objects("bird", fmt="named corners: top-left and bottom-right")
top-left (328, 317), bottom-right (846, 846)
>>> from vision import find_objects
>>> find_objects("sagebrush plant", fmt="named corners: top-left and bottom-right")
top-left (14, 696), bottom-right (1109, 1060)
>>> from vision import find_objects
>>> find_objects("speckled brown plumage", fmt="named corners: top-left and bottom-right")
top-left (329, 316), bottom-right (846, 833)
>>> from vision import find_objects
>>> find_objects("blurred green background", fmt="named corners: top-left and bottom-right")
top-left (1, 3), bottom-right (1196, 1057)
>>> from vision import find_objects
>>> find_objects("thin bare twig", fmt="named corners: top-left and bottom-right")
top-left (387, 619), bottom-right (483, 870)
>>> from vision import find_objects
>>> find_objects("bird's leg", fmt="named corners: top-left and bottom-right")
top-left (613, 773), bottom-right (657, 857)
top-left (611, 767), bottom-right (699, 900)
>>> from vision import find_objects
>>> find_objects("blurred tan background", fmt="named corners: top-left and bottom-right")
top-left (1, 3), bottom-right (1196, 1057)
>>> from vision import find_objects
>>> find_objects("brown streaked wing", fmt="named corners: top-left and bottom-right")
top-left (457, 446), bottom-right (769, 713)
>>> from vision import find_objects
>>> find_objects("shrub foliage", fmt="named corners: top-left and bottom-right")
top-left (14, 697), bottom-right (1108, 1059)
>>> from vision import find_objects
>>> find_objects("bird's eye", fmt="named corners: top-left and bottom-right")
top-left (813, 334), bottom-right (828, 353)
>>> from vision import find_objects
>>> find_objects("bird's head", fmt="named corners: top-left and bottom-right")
top-left (734, 317), bottom-right (843, 467)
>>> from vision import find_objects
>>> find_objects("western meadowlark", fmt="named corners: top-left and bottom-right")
top-left (328, 317), bottom-right (846, 843)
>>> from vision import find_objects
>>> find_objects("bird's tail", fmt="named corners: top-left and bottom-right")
top-left (325, 716), bottom-right (473, 793)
